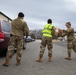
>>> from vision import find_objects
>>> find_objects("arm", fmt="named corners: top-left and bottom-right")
top-left (52, 26), bottom-right (56, 36)
top-left (61, 32), bottom-right (67, 37)
top-left (23, 22), bottom-right (29, 38)
top-left (63, 28), bottom-right (73, 33)
top-left (62, 28), bottom-right (74, 37)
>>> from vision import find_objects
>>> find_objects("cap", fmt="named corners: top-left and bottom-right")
top-left (18, 12), bottom-right (24, 17)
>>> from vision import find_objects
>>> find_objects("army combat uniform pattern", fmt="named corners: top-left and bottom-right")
top-left (39, 24), bottom-right (54, 58)
top-left (62, 27), bottom-right (75, 57)
top-left (5, 17), bottom-right (29, 63)
top-left (40, 36), bottom-right (53, 58)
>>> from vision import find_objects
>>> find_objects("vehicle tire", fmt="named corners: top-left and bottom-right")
top-left (0, 49), bottom-right (7, 57)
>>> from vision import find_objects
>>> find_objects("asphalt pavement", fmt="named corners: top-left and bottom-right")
top-left (0, 40), bottom-right (76, 75)
top-left (54, 41), bottom-right (67, 47)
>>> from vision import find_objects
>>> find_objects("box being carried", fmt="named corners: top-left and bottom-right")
top-left (55, 28), bottom-right (63, 37)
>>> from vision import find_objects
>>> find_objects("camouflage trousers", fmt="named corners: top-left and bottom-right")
top-left (5, 35), bottom-right (24, 62)
top-left (39, 36), bottom-right (53, 58)
top-left (67, 40), bottom-right (74, 57)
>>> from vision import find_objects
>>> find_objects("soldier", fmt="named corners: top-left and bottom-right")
top-left (3, 12), bottom-right (29, 66)
top-left (61, 22), bottom-right (75, 60)
top-left (36, 19), bottom-right (56, 62)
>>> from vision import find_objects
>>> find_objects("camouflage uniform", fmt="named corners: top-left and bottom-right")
top-left (6, 36), bottom-right (23, 62)
top-left (62, 27), bottom-right (75, 57)
top-left (39, 36), bottom-right (53, 58)
top-left (36, 19), bottom-right (56, 62)
top-left (73, 39), bottom-right (76, 52)
top-left (38, 24), bottom-right (55, 59)
top-left (5, 17), bottom-right (29, 63)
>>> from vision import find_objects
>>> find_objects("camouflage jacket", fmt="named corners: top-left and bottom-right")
top-left (62, 27), bottom-right (75, 41)
top-left (10, 17), bottom-right (29, 37)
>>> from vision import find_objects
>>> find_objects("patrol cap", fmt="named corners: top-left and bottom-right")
top-left (66, 22), bottom-right (71, 26)
top-left (18, 12), bottom-right (24, 17)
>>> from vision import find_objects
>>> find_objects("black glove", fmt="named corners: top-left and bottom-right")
top-left (10, 34), bottom-right (12, 37)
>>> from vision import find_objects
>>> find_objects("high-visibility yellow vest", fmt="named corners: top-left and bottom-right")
top-left (42, 24), bottom-right (54, 37)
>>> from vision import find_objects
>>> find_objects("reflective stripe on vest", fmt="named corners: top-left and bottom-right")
top-left (42, 24), bottom-right (53, 37)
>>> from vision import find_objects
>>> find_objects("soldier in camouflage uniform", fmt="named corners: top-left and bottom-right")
top-left (3, 12), bottom-right (29, 66)
top-left (61, 22), bottom-right (75, 60)
top-left (36, 19), bottom-right (56, 62)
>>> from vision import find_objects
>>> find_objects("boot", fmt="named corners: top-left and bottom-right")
top-left (2, 60), bottom-right (9, 66)
top-left (36, 57), bottom-right (42, 62)
top-left (16, 61), bottom-right (21, 66)
top-left (65, 57), bottom-right (72, 60)
top-left (48, 57), bottom-right (52, 62)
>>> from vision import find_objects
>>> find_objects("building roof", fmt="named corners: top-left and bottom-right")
top-left (0, 11), bottom-right (12, 21)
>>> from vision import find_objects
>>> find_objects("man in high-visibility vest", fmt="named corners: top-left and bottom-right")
top-left (36, 19), bottom-right (56, 62)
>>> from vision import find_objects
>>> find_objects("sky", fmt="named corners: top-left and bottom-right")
top-left (0, 0), bottom-right (76, 30)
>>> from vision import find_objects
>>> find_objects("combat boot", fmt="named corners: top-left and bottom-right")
top-left (16, 61), bottom-right (21, 66)
top-left (65, 57), bottom-right (72, 60)
top-left (36, 57), bottom-right (42, 62)
top-left (48, 57), bottom-right (52, 62)
top-left (2, 61), bottom-right (9, 66)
